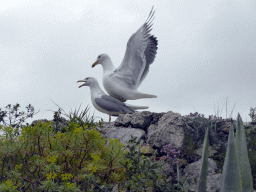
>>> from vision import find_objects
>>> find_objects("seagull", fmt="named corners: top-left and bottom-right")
top-left (77, 77), bottom-right (149, 122)
top-left (92, 6), bottom-right (158, 102)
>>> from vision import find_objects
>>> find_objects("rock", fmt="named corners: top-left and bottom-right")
top-left (182, 158), bottom-right (221, 192)
top-left (31, 118), bottom-right (70, 132)
top-left (31, 119), bottom-right (51, 126)
top-left (95, 121), bottom-right (146, 144)
top-left (250, 121), bottom-right (256, 126)
top-left (111, 184), bottom-right (119, 192)
top-left (140, 144), bottom-right (157, 155)
top-left (147, 111), bottom-right (185, 149)
top-left (103, 127), bottom-right (145, 144)
top-left (195, 145), bottom-right (218, 157)
top-left (114, 111), bottom-right (165, 131)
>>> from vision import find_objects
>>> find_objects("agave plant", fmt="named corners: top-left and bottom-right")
top-left (177, 113), bottom-right (254, 192)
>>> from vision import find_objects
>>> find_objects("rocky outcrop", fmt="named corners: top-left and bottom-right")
top-left (182, 158), bottom-right (221, 192)
top-left (31, 110), bottom-right (256, 191)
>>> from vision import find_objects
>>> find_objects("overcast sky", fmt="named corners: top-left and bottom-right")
top-left (1, 0), bottom-right (256, 126)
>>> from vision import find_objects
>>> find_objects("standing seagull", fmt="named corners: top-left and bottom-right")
top-left (92, 6), bottom-right (158, 102)
top-left (77, 77), bottom-right (148, 122)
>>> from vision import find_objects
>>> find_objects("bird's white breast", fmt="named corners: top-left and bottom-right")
top-left (103, 74), bottom-right (123, 100)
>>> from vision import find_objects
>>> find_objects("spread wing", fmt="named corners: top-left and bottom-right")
top-left (95, 95), bottom-right (135, 113)
top-left (110, 6), bottom-right (158, 90)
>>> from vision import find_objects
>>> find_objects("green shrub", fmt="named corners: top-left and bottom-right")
top-left (0, 121), bottom-right (126, 191)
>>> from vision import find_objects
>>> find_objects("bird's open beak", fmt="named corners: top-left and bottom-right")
top-left (92, 60), bottom-right (99, 68)
top-left (77, 80), bottom-right (86, 88)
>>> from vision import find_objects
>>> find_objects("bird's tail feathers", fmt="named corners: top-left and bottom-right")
top-left (142, 93), bottom-right (157, 99)
top-left (125, 104), bottom-right (149, 110)
top-left (133, 91), bottom-right (157, 99)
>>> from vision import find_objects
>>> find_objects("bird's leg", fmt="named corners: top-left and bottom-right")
top-left (109, 115), bottom-right (111, 122)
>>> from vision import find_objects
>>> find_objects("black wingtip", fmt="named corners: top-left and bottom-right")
top-left (150, 35), bottom-right (158, 50)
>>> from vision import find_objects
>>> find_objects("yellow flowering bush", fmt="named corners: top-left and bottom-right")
top-left (0, 120), bottom-right (127, 191)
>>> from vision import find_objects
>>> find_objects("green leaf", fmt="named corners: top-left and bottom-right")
top-left (198, 127), bottom-right (209, 192)
top-left (220, 122), bottom-right (242, 192)
top-left (235, 113), bottom-right (254, 192)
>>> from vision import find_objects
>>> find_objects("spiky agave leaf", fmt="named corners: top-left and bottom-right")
top-left (235, 113), bottom-right (253, 192)
top-left (197, 127), bottom-right (209, 192)
top-left (220, 123), bottom-right (242, 191)
top-left (176, 163), bottom-right (188, 192)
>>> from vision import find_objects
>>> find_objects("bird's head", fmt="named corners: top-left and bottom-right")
top-left (77, 77), bottom-right (97, 88)
top-left (92, 53), bottom-right (110, 68)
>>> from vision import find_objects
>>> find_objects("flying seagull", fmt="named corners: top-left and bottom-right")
top-left (92, 6), bottom-right (158, 102)
top-left (77, 77), bottom-right (149, 122)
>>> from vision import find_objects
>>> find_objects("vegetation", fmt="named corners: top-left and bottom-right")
top-left (0, 103), bottom-right (255, 191)
top-left (0, 104), bottom-right (183, 191)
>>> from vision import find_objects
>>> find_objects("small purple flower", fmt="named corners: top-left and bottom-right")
top-left (161, 144), bottom-right (180, 165)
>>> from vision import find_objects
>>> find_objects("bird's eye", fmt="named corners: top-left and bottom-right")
top-left (98, 56), bottom-right (100, 59)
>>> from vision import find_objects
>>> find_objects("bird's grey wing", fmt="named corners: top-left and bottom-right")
top-left (137, 35), bottom-right (158, 87)
top-left (111, 6), bottom-right (158, 90)
top-left (95, 95), bottom-right (134, 113)
top-left (100, 95), bottom-right (126, 105)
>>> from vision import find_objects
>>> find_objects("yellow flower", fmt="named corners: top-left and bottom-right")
top-left (66, 182), bottom-right (75, 189)
top-left (85, 129), bottom-right (102, 139)
top-left (18, 135), bottom-right (24, 142)
top-left (47, 155), bottom-right (58, 163)
top-left (91, 153), bottom-right (100, 161)
top-left (88, 165), bottom-right (97, 173)
top-left (5, 180), bottom-right (18, 190)
top-left (61, 173), bottom-right (73, 181)
top-left (46, 172), bottom-right (57, 180)
top-left (92, 166), bottom-right (98, 173)
top-left (15, 164), bottom-right (22, 170)
top-left (56, 131), bottom-right (63, 139)
top-left (74, 127), bottom-right (83, 134)
top-left (88, 164), bottom-right (93, 171)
